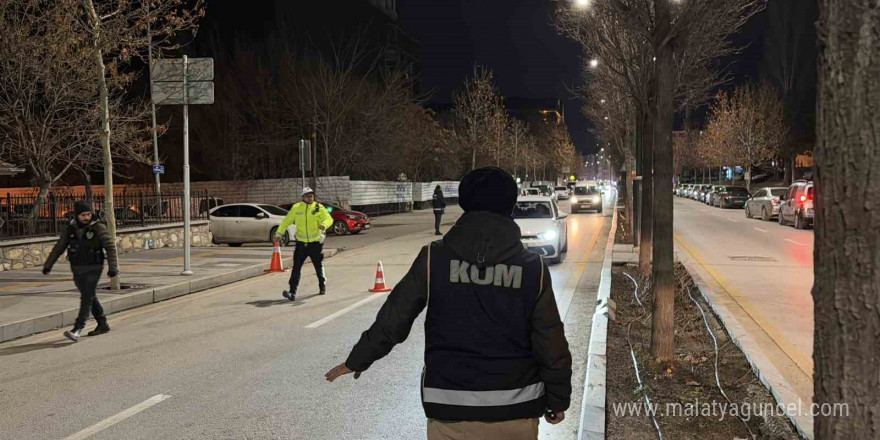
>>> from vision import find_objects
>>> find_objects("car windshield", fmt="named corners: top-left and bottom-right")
top-left (770, 189), bottom-right (787, 197)
top-left (259, 205), bottom-right (289, 216)
top-left (574, 186), bottom-right (598, 195)
top-left (555, 187), bottom-right (566, 191)
top-left (513, 202), bottom-right (554, 219)
top-left (728, 187), bottom-right (750, 196)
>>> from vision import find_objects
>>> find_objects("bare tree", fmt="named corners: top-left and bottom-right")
top-left (78, 0), bottom-right (204, 288)
top-left (704, 84), bottom-right (788, 191)
top-left (813, 1), bottom-right (880, 438)
top-left (454, 65), bottom-right (505, 170)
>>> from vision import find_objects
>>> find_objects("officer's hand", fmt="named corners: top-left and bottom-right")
top-left (544, 411), bottom-right (565, 425)
top-left (325, 362), bottom-right (361, 382)
top-left (108, 270), bottom-right (119, 278)
top-left (42, 267), bottom-right (51, 275)
top-left (318, 225), bottom-right (326, 231)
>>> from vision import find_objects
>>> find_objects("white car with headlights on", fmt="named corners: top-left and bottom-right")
top-left (513, 196), bottom-right (569, 264)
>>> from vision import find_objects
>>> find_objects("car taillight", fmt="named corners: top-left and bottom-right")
top-left (800, 195), bottom-right (807, 202)
top-left (771, 199), bottom-right (780, 205)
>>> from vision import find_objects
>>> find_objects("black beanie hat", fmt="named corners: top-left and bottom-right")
top-left (74, 201), bottom-right (92, 216)
top-left (458, 166), bottom-right (518, 216)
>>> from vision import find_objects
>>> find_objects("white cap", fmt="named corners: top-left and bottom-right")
top-left (301, 187), bottom-right (315, 197)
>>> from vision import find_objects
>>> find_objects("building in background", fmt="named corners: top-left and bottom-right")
top-left (506, 97), bottom-right (564, 126)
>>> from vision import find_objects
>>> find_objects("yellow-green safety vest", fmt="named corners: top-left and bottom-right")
top-left (276, 202), bottom-right (333, 243)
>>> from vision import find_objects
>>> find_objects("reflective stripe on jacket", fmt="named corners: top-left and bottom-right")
top-left (276, 202), bottom-right (333, 243)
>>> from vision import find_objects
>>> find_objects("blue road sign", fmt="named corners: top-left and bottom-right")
top-left (153, 165), bottom-right (165, 175)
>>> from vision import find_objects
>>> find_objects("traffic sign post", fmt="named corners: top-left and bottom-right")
top-left (150, 56), bottom-right (213, 276)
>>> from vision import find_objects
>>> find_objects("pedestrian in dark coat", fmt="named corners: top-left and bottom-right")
top-left (432, 185), bottom-right (446, 236)
top-left (43, 201), bottom-right (119, 342)
top-left (326, 167), bottom-right (572, 440)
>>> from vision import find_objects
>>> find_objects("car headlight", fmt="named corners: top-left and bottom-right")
top-left (538, 229), bottom-right (558, 241)
top-left (346, 214), bottom-right (359, 220)
top-left (592, 195), bottom-right (601, 202)
top-left (570, 196), bottom-right (578, 203)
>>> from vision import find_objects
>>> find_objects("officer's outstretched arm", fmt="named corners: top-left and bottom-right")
top-left (530, 264), bottom-right (573, 413)
top-left (44, 227), bottom-right (70, 272)
top-left (344, 245), bottom-right (430, 372)
top-left (276, 207), bottom-right (297, 237)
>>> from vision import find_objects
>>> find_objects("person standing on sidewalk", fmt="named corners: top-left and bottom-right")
top-left (325, 167), bottom-right (572, 440)
top-left (43, 201), bottom-right (119, 342)
top-left (432, 185), bottom-right (446, 236)
top-left (275, 187), bottom-right (333, 301)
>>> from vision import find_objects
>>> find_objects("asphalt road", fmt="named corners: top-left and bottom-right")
top-left (0, 197), bottom-right (613, 440)
top-left (673, 196), bottom-right (814, 405)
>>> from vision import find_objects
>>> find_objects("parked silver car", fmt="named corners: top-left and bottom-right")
top-left (778, 180), bottom-right (814, 229)
top-left (745, 187), bottom-right (788, 221)
top-left (209, 203), bottom-right (291, 247)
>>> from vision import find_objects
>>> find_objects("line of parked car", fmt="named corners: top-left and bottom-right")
top-left (674, 180), bottom-right (815, 229)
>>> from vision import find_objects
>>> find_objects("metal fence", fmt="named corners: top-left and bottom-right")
top-left (0, 191), bottom-right (213, 241)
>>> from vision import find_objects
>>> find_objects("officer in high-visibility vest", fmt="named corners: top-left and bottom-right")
top-left (276, 187), bottom-right (333, 301)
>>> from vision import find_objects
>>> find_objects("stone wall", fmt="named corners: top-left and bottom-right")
top-left (0, 221), bottom-right (211, 272)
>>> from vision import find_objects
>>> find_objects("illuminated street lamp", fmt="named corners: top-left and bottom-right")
top-left (589, 58), bottom-right (599, 69)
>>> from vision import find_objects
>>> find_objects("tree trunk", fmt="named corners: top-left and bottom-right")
top-left (625, 160), bottom-right (635, 240)
top-left (813, 1), bottom-right (880, 438)
top-left (28, 180), bottom-right (52, 235)
top-left (746, 164), bottom-right (752, 192)
top-left (783, 154), bottom-right (793, 185)
top-left (84, 172), bottom-right (94, 208)
top-left (82, 0), bottom-right (118, 290)
top-left (639, 103), bottom-right (654, 276)
top-left (649, 5), bottom-right (675, 363)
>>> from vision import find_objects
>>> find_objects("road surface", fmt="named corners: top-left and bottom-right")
top-left (0, 197), bottom-right (613, 440)
top-left (673, 197), bottom-right (814, 408)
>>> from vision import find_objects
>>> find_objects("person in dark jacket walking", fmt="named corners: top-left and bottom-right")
top-left (432, 185), bottom-right (446, 236)
top-left (326, 167), bottom-right (572, 440)
top-left (43, 201), bottom-right (119, 342)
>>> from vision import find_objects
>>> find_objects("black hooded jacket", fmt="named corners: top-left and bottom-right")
top-left (432, 188), bottom-right (446, 212)
top-left (345, 211), bottom-right (572, 422)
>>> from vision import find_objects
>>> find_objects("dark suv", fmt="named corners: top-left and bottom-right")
top-left (778, 180), bottom-right (814, 229)
top-left (714, 186), bottom-right (750, 209)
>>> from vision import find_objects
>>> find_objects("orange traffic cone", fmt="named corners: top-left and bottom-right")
top-left (369, 261), bottom-right (392, 293)
top-left (264, 239), bottom-right (287, 273)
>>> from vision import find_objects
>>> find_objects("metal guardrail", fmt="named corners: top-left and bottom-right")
top-left (0, 191), bottom-right (212, 241)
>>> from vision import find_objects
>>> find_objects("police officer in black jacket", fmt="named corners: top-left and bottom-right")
top-left (43, 201), bottom-right (119, 342)
top-left (432, 185), bottom-right (446, 236)
top-left (326, 167), bottom-right (572, 440)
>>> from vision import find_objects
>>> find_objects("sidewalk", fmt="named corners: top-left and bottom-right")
top-left (0, 206), bottom-right (462, 343)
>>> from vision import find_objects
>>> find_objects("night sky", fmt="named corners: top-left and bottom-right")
top-left (395, 1), bottom-right (805, 157)
top-left (397, 0), bottom-right (595, 153)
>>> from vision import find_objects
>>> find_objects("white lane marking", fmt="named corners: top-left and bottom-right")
top-left (306, 293), bottom-right (389, 328)
top-left (726, 218), bottom-right (739, 223)
top-left (785, 238), bottom-right (808, 247)
top-left (754, 228), bottom-right (768, 233)
top-left (61, 394), bottom-right (171, 440)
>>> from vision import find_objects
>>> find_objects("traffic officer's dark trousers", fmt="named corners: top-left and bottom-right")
top-left (289, 241), bottom-right (325, 293)
top-left (434, 211), bottom-right (443, 233)
top-left (73, 267), bottom-right (106, 330)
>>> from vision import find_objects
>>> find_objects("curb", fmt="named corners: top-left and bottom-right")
top-left (0, 248), bottom-right (338, 343)
top-left (577, 198), bottom-right (618, 440)
top-left (682, 260), bottom-right (813, 440)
